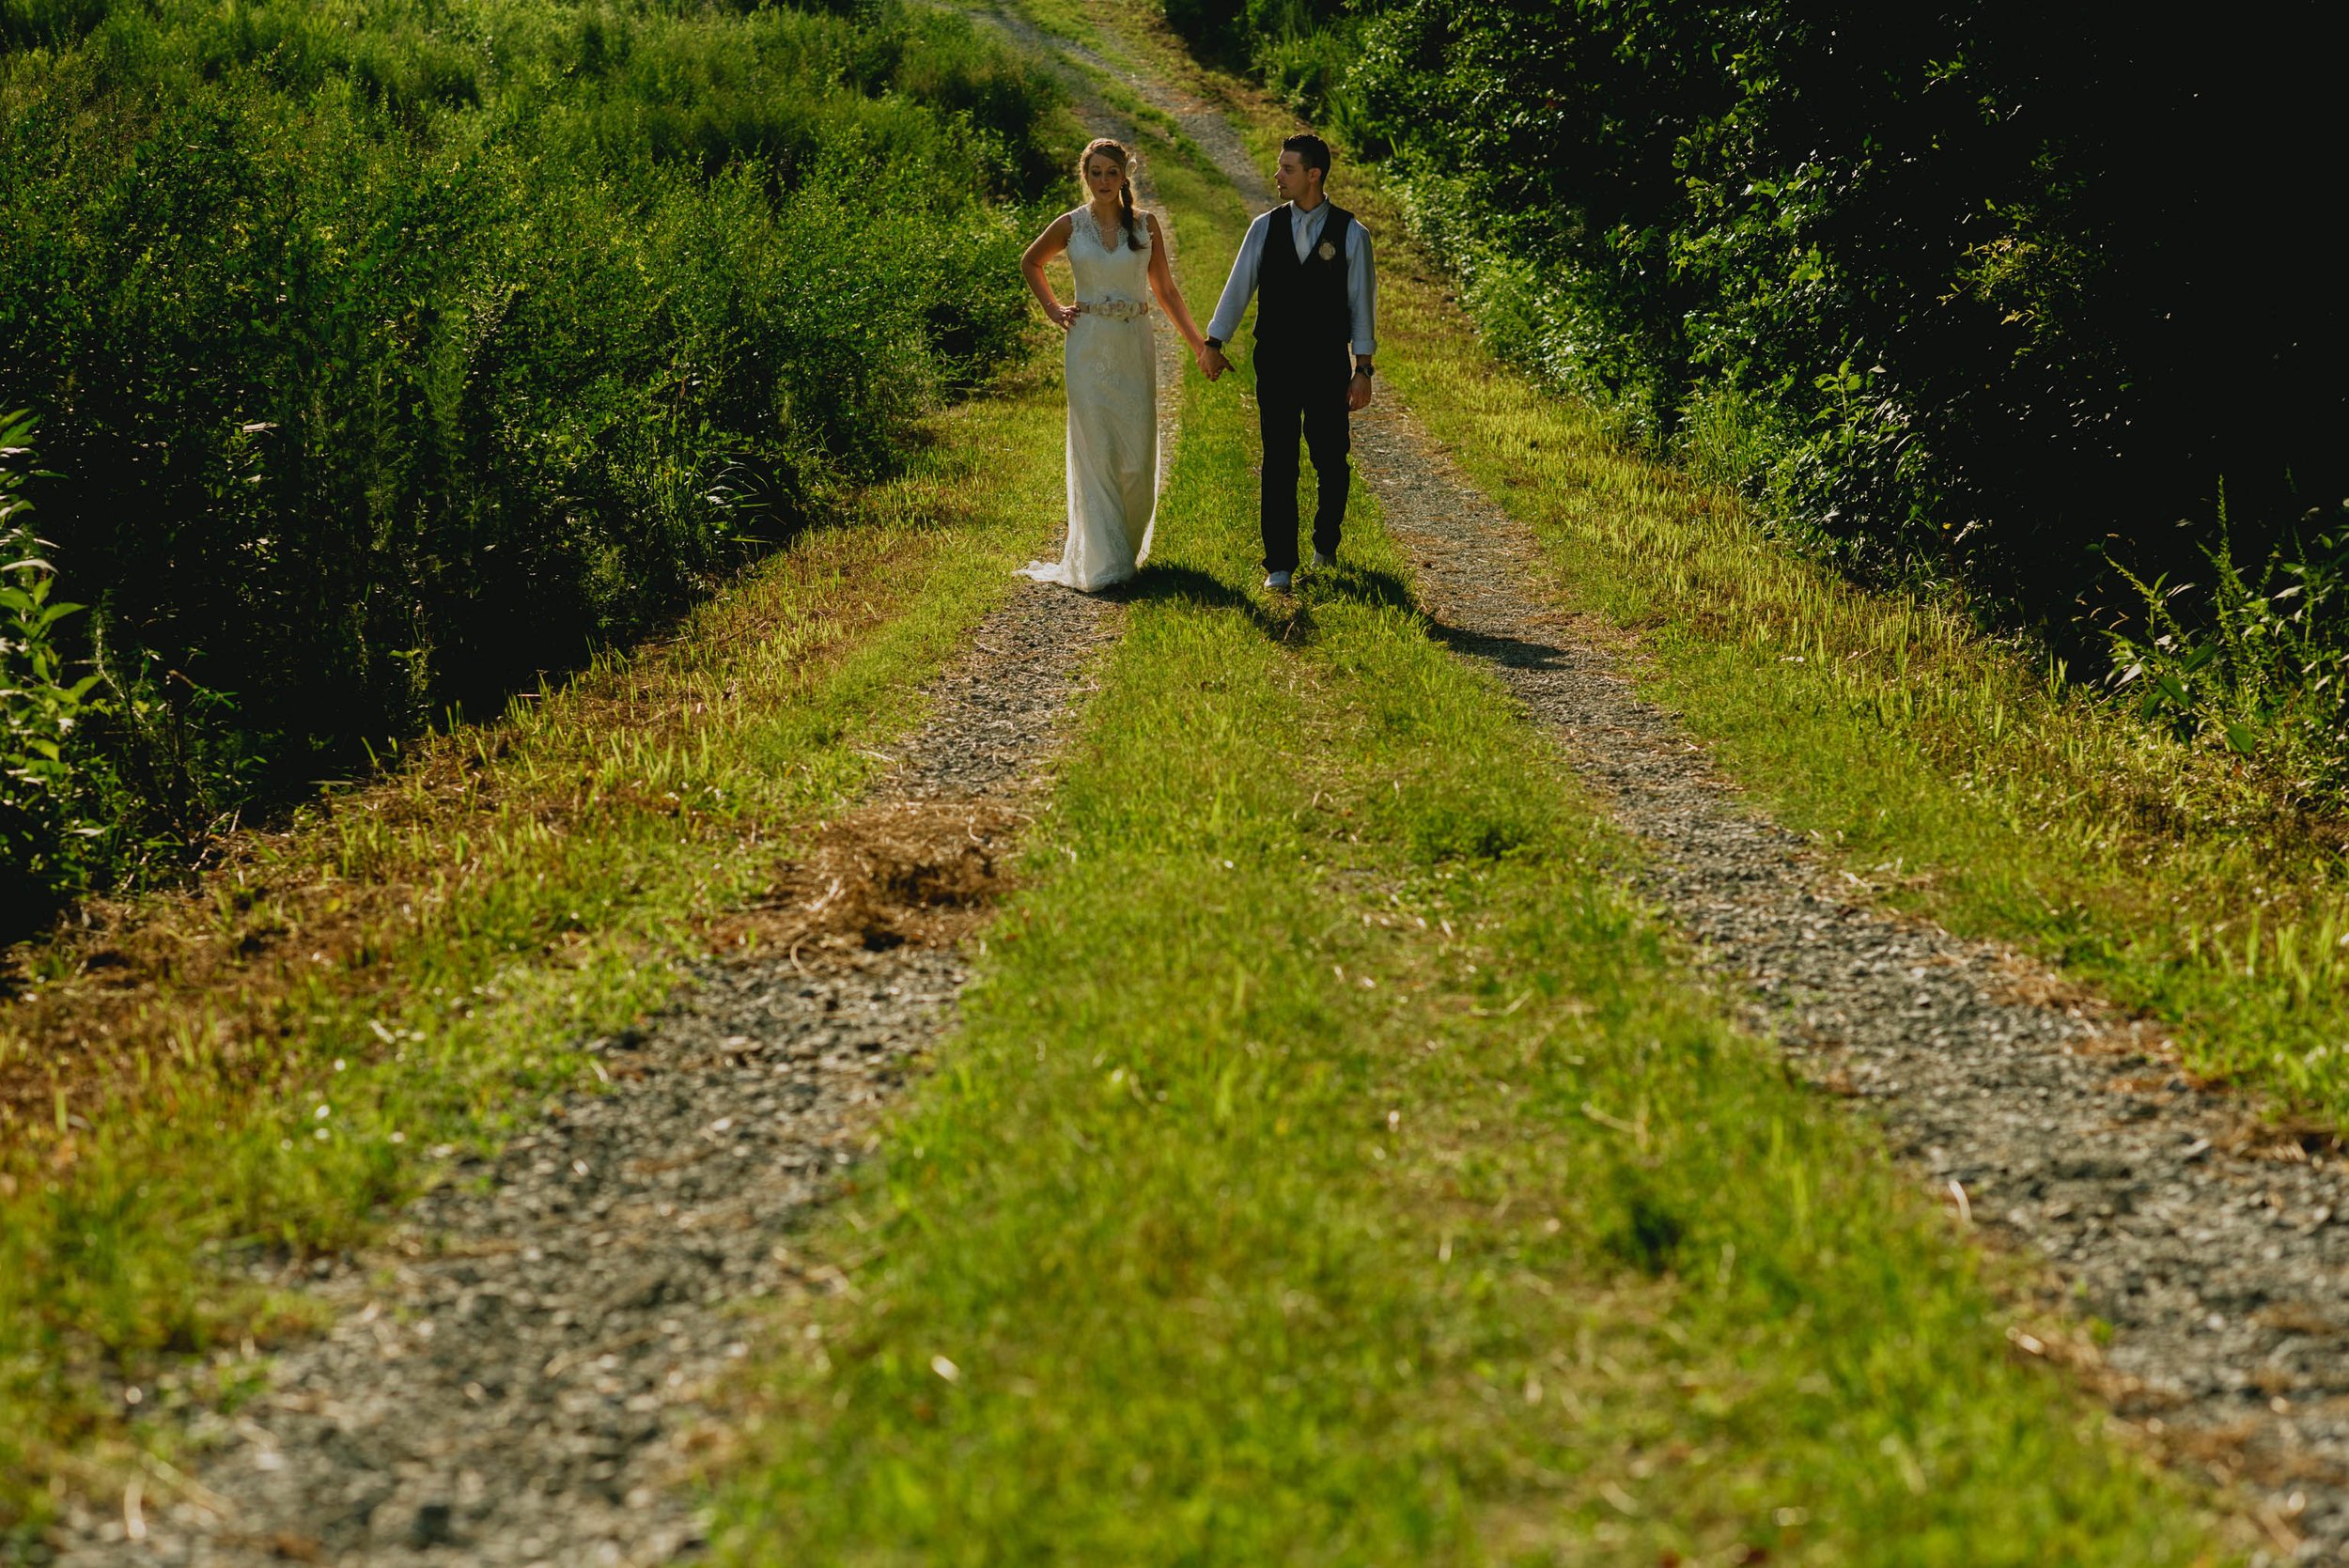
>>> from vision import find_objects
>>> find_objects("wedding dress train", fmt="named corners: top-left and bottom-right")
top-left (1019, 209), bottom-right (1159, 591)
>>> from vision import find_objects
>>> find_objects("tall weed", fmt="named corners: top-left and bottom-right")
top-left (2107, 515), bottom-right (2349, 799)
top-left (0, 411), bottom-right (106, 907)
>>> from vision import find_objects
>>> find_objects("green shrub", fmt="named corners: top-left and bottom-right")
top-left (1162, 0), bottom-right (1347, 76)
top-left (0, 0), bottom-right (1070, 912)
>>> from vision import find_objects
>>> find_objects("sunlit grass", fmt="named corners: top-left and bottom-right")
top-left (972, 0), bottom-right (1111, 50)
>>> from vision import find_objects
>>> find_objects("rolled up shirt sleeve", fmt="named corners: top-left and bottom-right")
top-left (1206, 211), bottom-right (1271, 345)
top-left (1347, 223), bottom-right (1377, 360)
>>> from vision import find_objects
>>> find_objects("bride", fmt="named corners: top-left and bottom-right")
top-left (1017, 137), bottom-right (1213, 591)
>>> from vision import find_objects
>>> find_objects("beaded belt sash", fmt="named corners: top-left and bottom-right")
top-left (1078, 298), bottom-right (1151, 321)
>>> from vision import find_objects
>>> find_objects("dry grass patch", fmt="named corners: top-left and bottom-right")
top-left (710, 799), bottom-right (1028, 962)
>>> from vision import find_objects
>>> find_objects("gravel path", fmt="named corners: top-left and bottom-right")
top-left (50, 81), bottom-right (1185, 1568)
top-left (972, 7), bottom-right (1272, 219)
top-left (1354, 405), bottom-right (2344, 1558)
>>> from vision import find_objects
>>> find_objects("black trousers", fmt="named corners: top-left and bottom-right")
top-left (1257, 371), bottom-right (1351, 573)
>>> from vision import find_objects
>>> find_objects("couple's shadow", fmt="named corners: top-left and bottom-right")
top-left (1103, 559), bottom-right (1417, 642)
top-left (1104, 562), bottom-right (1568, 676)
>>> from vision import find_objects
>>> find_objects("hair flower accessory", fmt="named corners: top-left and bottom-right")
top-left (1316, 240), bottom-right (1337, 261)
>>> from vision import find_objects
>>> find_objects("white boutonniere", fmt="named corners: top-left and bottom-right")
top-left (1315, 240), bottom-right (1337, 262)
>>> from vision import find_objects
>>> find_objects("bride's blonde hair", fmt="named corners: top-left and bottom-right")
top-left (1079, 136), bottom-right (1143, 252)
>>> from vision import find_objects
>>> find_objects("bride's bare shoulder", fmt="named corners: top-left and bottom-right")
top-left (1024, 210), bottom-right (1077, 257)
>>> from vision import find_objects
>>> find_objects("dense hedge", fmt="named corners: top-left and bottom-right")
top-left (0, 0), bottom-right (1067, 923)
top-left (1180, 0), bottom-right (2349, 797)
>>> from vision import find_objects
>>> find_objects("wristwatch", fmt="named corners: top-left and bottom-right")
top-left (1354, 361), bottom-right (1375, 378)
top-left (1205, 336), bottom-right (1222, 351)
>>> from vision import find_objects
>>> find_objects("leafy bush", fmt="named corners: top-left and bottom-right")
top-left (1163, 0), bottom-right (1346, 74)
top-left (1190, 0), bottom-right (2349, 792)
top-left (0, 0), bottom-right (1069, 920)
top-left (0, 411), bottom-right (105, 908)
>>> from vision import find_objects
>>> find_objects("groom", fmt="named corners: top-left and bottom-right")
top-left (1201, 133), bottom-right (1377, 591)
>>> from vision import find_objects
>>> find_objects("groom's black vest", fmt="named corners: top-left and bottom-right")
top-left (1252, 201), bottom-right (1354, 390)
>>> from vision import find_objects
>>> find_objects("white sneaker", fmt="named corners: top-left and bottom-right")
top-left (1312, 550), bottom-right (1336, 569)
top-left (1263, 570), bottom-right (1293, 591)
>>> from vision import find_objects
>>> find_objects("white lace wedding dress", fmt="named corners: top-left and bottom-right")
top-left (1019, 209), bottom-right (1159, 591)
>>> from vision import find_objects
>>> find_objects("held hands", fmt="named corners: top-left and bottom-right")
top-left (1196, 343), bottom-right (1230, 381)
top-left (1347, 370), bottom-right (1374, 411)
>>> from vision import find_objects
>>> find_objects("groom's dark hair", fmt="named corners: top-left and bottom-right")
top-left (1282, 132), bottom-right (1332, 181)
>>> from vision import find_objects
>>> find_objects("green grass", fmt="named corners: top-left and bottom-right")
top-left (711, 102), bottom-right (2229, 1566)
top-left (0, 360), bottom-right (1072, 1537)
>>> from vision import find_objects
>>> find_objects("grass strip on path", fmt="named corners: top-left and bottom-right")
top-left (1169, 89), bottom-right (2349, 1132)
top-left (0, 358), bottom-right (1072, 1536)
top-left (714, 110), bottom-right (2228, 1565)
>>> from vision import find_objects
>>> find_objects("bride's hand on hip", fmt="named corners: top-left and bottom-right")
top-left (1047, 302), bottom-right (1081, 330)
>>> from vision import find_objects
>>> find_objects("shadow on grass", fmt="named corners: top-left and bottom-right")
top-left (1112, 558), bottom-right (1572, 681)
top-left (1304, 561), bottom-right (1415, 613)
top-left (1309, 558), bottom-right (1578, 677)
top-left (1112, 562), bottom-right (1303, 641)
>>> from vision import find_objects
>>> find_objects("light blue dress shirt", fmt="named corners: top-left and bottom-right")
top-left (1206, 199), bottom-right (1377, 359)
